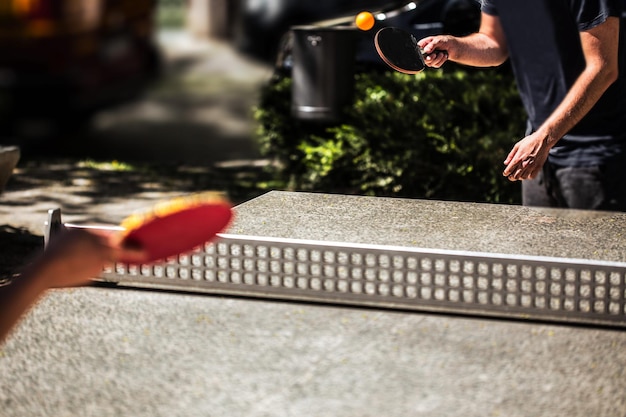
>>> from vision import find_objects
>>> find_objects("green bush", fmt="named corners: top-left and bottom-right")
top-left (254, 65), bottom-right (526, 204)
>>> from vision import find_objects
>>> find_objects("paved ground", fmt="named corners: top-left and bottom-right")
top-left (4, 286), bottom-right (625, 417)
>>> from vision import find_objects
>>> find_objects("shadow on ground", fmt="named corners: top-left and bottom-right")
top-left (8, 158), bottom-right (271, 205)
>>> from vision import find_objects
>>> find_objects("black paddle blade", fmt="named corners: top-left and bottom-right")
top-left (374, 27), bottom-right (425, 74)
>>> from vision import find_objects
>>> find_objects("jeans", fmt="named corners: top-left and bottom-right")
top-left (522, 156), bottom-right (626, 211)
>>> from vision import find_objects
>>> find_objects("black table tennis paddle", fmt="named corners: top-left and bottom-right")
top-left (374, 27), bottom-right (447, 74)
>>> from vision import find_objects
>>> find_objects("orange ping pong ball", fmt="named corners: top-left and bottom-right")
top-left (355, 11), bottom-right (375, 31)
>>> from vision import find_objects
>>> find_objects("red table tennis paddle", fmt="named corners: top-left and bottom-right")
top-left (117, 192), bottom-right (233, 264)
top-left (374, 27), bottom-right (447, 74)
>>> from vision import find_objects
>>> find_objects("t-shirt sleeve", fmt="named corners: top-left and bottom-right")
top-left (480, 0), bottom-right (498, 16)
top-left (570, 0), bottom-right (621, 31)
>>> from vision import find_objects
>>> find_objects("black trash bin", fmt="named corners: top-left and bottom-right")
top-left (291, 26), bottom-right (357, 122)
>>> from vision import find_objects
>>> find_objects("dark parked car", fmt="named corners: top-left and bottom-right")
top-left (0, 0), bottom-right (160, 138)
top-left (233, 0), bottom-right (481, 63)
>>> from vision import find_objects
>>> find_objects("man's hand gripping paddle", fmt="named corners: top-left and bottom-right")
top-left (374, 27), bottom-right (447, 74)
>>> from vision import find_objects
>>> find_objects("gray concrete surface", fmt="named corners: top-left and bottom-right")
top-left (2, 287), bottom-right (624, 417)
top-left (1, 192), bottom-right (625, 417)
top-left (232, 191), bottom-right (626, 262)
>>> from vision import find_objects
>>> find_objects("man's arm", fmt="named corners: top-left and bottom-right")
top-left (418, 12), bottom-right (509, 68)
top-left (503, 16), bottom-right (620, 181)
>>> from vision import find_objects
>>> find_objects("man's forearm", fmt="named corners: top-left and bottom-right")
top-left (534, 18), bottom-right (620, 147)
top-left (535, 65), bottom-right (617, 148)
top-left (449, 32), bottom-right (509, 67)
top-left (420, 13), bottom-right (509, 68)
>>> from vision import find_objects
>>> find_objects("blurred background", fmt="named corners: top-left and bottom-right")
top-left (0, 0), bottom-right (269, 165)
top-left (0, 0), bottom-right (481, 162)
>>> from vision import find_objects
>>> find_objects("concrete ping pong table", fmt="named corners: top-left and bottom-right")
top-left (1, 191), bottom-right (625, 416)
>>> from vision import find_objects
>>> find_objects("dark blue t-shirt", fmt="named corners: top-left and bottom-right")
top-left (481, 0), bottom-right (626, 166)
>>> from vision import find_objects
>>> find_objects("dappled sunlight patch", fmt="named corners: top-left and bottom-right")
top-left (79, 160), bottom-right (136, 172)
